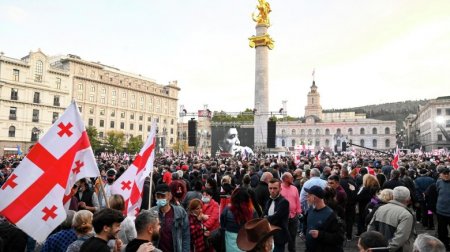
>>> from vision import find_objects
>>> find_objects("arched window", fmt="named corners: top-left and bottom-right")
top-left (385, 139), bottom-right (390, 148)
top-left (325, 129), bottom-right (330, 135)
top-left (8, 126), bottom-right (15, 137)
top-left (360, 128), bottom-right (365, 135)
top-left (281, 139), bottom-right (285, 147)
top-left (325, 139), bottom-right (330, 147)
top-left (372, 128), bottom-right (377, 135)
top-left (315, 140), bottom-right (320, 147)
top-left (385, 127), bottom-right (390, 135)
top-left (360, 139), bottom-right (365, 147)
top-left (348, 128), bottom-right (353, 135)
top-left (373, 139), bottom-right (377, 148)
top-left (282, 129), bottom-right (286, 134)
top-left (292, 139), bottom-right (296, 147)
top-left (336, 128), bottom-right (341, 135)
top-left (315, 129), bottom-right (320, 135)
top-left (308, 129), bottom-right (312, 135)
top-left (301, 129), bottom-right (305, 135)
top-left (292, 129), bottom-right (296, 135)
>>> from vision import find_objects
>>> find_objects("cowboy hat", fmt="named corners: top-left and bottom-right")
top-left (237, 218), bottom-right (281, 251)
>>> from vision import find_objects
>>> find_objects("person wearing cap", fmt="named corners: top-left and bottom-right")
top-left (237, 218), bottom-right (281, 252)
top-left (303, 185), bottom-right (345, 252)
top-left (368, 186), bottom-right (416, 252)
top-left (150, 183), bottom-right (190, 252)
top-left (414, 168), bottom-right (435, 229)
top-left (436, 167), bottom-right (450, 250)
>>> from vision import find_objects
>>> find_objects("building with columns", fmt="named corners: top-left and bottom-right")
top-left (276, 80), bottom-right (397, 152)
top-left (0, 50), bottom-right (179, 155)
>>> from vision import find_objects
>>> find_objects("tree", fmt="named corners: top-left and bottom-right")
top-left (172, 140), bottom-right (188, 154)
top-left (127, 135), bottom-right (144, 154)
top-left (106, 130), bottom-right (125, 152)
top-left (86, 126), bottom-right (101, 153)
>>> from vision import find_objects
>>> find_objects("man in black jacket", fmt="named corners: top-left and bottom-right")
top-left (255, 171), bottom-right (273, 213)
top-left (264, 178), bottom-right (290, 252)
top-left (303, 185), bottom-right (344, 252)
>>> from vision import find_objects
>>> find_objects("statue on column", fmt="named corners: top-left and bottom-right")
top-left (252, 0), bottom-right (271, 26)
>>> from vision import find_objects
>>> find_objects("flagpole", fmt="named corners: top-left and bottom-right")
top-left (148, 171), bottom-right (154, 209)
top-left (97, 177), bottom-right (109, 208)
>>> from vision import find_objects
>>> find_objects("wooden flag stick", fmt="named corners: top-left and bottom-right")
top-left (97, 176), bottom-right (109, 208)
top-left (148, 171), bottom-right (154, 209)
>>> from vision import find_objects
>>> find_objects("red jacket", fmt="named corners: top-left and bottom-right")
top-left (202, 199), bottom-right (220, 231)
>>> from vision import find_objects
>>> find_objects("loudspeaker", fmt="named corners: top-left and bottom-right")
top-left (267, 120), bottom-right (276, 148)
top-left (188, 120), bottom-right (197, 146)
top-left (342, 142), bottom-right (347, 152)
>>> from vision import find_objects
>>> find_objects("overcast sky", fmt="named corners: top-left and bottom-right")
top-left (1, 0), bottom-right (449, 117)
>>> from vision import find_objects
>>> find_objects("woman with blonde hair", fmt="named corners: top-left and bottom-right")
top-left (356, 174), bottom-right (380, 236)
top-left (364, 189), bottom-right (394, 226)
top-left (66, 210), bottom-right (94, 252)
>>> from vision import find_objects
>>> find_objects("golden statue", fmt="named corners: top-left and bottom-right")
top-left (252, 0), bottom-right (271, 26)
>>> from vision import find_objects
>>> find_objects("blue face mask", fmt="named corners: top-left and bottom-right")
top-left (156, 199), bottom-right (167, 207)
top-left (201, 196), bottom-right (210, 203)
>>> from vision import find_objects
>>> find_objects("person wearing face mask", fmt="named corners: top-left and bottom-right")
top-left (98, 169), bottom-right (116, 209)
top-left (150, 183), bottom-right (190, 252)
top-left (280, 173), bottom-right (301, 252)
top-left (303, 185), bottom-right (345, 252)
top-left (201, 189), bottom-right (220, 233)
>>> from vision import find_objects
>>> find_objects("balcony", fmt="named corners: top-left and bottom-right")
top-left (54, 102), bottom-right (60, 107)
top-left (32, 116), bottom-right (39, 123)
top-left (11, 95), bottom-right (18, 101)
top-left (9, 114), bottom-right (17, 120)
top-left (33, 99), bottom-right (41, 104)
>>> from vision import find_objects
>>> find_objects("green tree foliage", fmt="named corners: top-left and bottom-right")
top-left (212, 108), bottom-right (254, 122)
top-left (106, 130), bottom-right (125, 152)
top-left (86, 126), bottom-right (101, 153)
top-left (127, 135), bottom-right (144, 154)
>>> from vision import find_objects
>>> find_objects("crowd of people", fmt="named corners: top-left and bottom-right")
top-left (0, 150), bottom-right (449, 252)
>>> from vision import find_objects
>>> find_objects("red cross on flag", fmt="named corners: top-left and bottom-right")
top-left (391, 145), bottom-right (399, 169)
top-left (112, 121), bottom-right (156, 216)
top-left (0, 101), bottom-right (98, 242)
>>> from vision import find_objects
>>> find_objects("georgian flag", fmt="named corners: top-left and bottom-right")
top-left (112, 121), bottom-right (156, 216)
top-left (0, 101), bottom-right (98, 242)
top-left (391, 145), bottom-right (399, 169)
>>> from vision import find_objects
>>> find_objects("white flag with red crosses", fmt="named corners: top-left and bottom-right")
top-left (112, 121), bottom-right (156, 216)
top-left (0, 101), bottom-right (98, 242)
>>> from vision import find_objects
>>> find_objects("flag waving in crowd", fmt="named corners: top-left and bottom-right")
top-left (0, 101), bottom-right (98, 242)
top-left (112, 121), bottom-right (157, 216)
top-left (392, 145), bottom-right (399, 169)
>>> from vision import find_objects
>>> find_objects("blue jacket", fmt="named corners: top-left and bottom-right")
top-left (151, 204), bottom-right (190, 252)
top-left (436, 179), bottom-right (450, 217)
top-left (414, 176), bottom-right (435, 201)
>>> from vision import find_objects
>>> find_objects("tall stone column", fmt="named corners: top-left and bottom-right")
top-left (249, 0), bottom-right (274, 151)
top-left (249, 25), bottom-right (274, 151)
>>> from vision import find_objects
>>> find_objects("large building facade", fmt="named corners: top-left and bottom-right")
top-left (0, 50), bottom-right (72, 155)
top-left (0, 50), bottom-right (179, 155)
top-left (404, 96), bottom-right (450, 151)
top-left (276, 81), bottom-right (397, 152)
